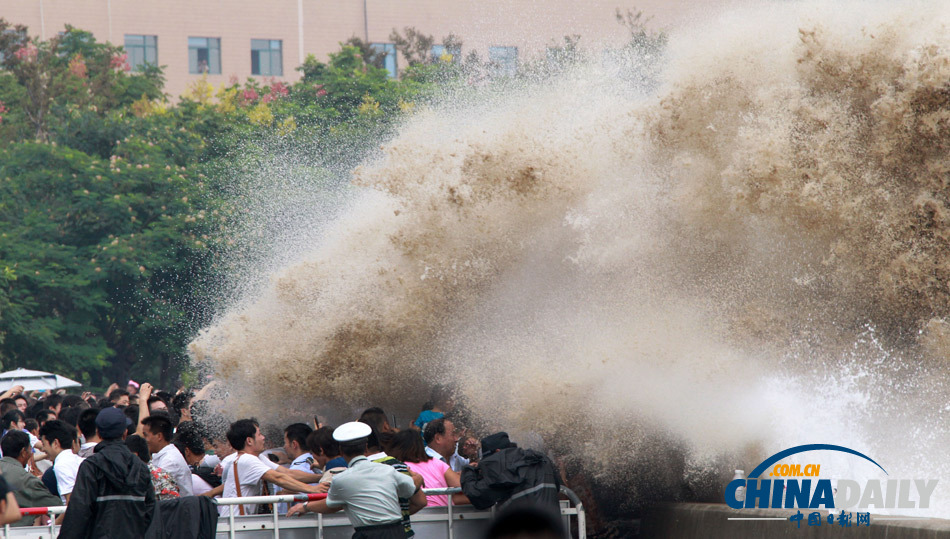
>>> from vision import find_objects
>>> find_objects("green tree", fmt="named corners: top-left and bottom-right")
top-left (0, 138), bottom-right (217, 386)
top-left (0, 21), bottom-right (163, 141)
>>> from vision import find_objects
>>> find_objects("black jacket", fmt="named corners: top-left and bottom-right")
top-left (460, 447), bottom-right (561, 511)
top-left (146, 496), bottom-right (219, 539)
top-left (59, 439), bottom-right (157, 539)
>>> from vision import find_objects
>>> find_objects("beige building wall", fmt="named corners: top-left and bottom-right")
top-left (2, 0), bottom-right (726, 98)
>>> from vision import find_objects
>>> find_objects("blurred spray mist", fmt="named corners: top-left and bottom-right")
top-left (191, 2), bottom-right (950, 517)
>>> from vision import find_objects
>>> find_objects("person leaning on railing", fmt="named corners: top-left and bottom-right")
top-left (217, 419), bottom-right (325, 516)
top-left (288, 422), bottom-right (427, 539)
top-left (460, 432), bottom-right (562, 513)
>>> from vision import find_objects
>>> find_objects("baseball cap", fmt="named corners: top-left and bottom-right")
top-left (96, 407), bottom-right (131, 439)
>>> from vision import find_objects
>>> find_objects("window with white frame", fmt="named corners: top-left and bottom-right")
top-left (370, 42), bottom-right (397, 78)
top-left (188, 37), bottom-right (220, 74)
top-left (124, 35), bottom-right (157, 71)
top-left (251, 39), bottom-right (282, 76)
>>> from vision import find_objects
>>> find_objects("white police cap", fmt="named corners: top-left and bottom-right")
top-left (333, 421), bottom-right (371, 443)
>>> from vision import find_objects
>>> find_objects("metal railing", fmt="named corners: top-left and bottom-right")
top-left (3, 486), bottom-right (586, 539)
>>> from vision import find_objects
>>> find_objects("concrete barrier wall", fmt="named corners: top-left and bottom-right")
top-left (640, 503), bottom-right (950, 538)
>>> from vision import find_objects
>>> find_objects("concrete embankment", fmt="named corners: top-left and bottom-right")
top-left (640, 503), bottom-right (950, 538)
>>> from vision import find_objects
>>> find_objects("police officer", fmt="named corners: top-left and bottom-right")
top-left (288, 422), bottom-right (426, 539)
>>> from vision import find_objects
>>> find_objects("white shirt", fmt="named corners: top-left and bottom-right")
top-left (152, 443), bottom-right (194, 497)
top-left (259, 453), bottom-right (280, 470)
top-left (220, 453), bottom-right (274, 516)
top-left (191, 473), bottom-right (214, 496)
top-left (78, 442), bottom-right (98, 459)
top-left (54, 450), bottom-right (84, 503)
top-left (425, 445), bottom-right (470, 472)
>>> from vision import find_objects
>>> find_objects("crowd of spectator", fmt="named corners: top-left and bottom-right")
top-left (0, 381), bottom-right (564, 537)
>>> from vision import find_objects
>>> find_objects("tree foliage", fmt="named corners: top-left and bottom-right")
top-left (0, 11), bottom-right (667, 388)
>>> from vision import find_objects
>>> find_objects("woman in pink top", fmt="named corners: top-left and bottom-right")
top-left (387, 430), bottom-right (469, 506)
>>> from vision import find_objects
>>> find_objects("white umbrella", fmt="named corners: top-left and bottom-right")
top-left (0, 368), bottom-right (81, 392)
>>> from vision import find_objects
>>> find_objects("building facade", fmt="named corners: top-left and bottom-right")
top-left (3, 0), bottom-right (724, 98)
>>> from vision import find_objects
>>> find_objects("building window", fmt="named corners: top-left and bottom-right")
top-left (489, 46), bottom-right (518, 76)
top-left (370, 43), bottom-right (397, 78)
top-left (124, 35), bottom-right (157, 71)
top-left (430, 44), bottom-right (460, 62)
top-left (251, 39), bottom-right (282, 76)
top-left (188, 37), bottom-right (220, 74)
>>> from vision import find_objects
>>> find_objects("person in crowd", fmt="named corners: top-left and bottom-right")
top-left (173, 391), bottom-right (193, 423)
top-left (126, 380), bottom-right (139, 397)
top-left (38, 420), bottom-right (83, 504)
top-left (35, 409), bottom-right (55, 427)
top-left (1, 410), bottom-right (25, 437)
top-left (173, 422), bottom-right (218, 495)
top-left (254, 424), bottom-right (322, 483)
top-left (61, 395), bottom-right (86, 410)
top-left (125, 434), bottom-right (181, 499)
top-left (23, 418), bottom-right (39, 439)
top-left (44, 394), bottom-right (63, 416)
top-left (359, 407), bottom-right (394, 434)
top-left (413, 385), bottom-right (454, 431)
top-left (388, 429), bottom-right (467, 507)
top-left (59, 407), bottom-right (157, 538)
top-left (283, 423), bottom-right (315, 474)
top-left (147, 396), bottom-right (168, 414)
top-left (123, 405), bottom-right (140, 435)
top-left (460, 432), bottom-right (561, 513)
top-left (14, 395), bottom-right (28, 414)
top-left (305, 429), bottom-right (328, 471)
top-left (287, 422), bottom-right (426, 539)
top-left (311, 425), bottom-right (347, 471)
top-left (364, 423), bottom-right (425, 538)
top-left (270, 423), bottom-right (318, 514)
top-left (143, 413), bottom-right (193, 496)
top-left (0, 400), bottom-right (18, 417)
top-left (155, 390), bottom-right (176, 413)
top-left (108, 389), bottom-right (130, 408)
top-left (219, 418), bottom-right (323, 516)
top-left (0, 430), bottom-right (61, 527)
top-left (209, 431), bottom-right (233, 469)
top-left (76, 408), bottom-right (101, 458)
top-left (423, 418), bottom-right (469, 472)
top-left (59, 407), bottom-right (82, 429)
top-left (0, 475), bottom-right (22, 526)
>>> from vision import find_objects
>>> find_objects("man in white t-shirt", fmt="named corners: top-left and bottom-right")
top-left (220, 419), bottom-right (323, 516)
top-left (143, 414), bottom-right (193, 496)
top-left (38, 420), bottom-right (84, 504)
